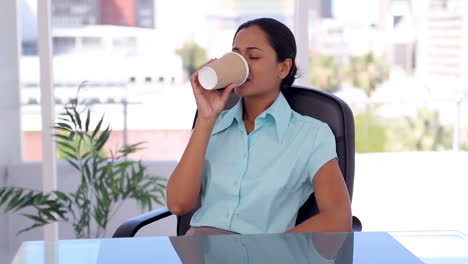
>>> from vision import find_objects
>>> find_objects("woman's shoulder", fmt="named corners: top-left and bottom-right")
top-left (290, 110), bottom-right (330, 131)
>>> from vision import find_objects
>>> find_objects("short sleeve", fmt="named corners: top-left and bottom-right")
top-left (307, 123), bottom-right (338, 183)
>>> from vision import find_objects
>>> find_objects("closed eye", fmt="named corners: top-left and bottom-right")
top-left (249, 57), bottom-right (260, 60)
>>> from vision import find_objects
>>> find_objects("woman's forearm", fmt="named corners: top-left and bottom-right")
top-left (166, 118), bottom-right (216, 215)
top-left (287, 210), bottom-right (352, 233)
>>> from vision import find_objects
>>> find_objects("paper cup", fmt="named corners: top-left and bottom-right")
top-left (198, 52), bottom-right (249, 90)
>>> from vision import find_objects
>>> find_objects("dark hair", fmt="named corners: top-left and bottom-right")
top-left (233, 17), bottom-right (298, 90)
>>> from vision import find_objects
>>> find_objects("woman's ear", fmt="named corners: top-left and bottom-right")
top-left (279, 58), bottom-right (293, 79)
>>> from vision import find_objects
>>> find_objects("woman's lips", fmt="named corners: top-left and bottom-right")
top-left (238, 78), bottom-right (250, 88)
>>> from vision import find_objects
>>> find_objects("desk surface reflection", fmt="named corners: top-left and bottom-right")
top-left (12, 231), bottom-right (468, 264)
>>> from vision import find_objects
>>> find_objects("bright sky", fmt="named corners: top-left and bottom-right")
top-left (333, 0), bottom-right (380, 25)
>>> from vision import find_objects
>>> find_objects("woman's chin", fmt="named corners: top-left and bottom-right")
top-left (235, 81), bottom-right (250, 96)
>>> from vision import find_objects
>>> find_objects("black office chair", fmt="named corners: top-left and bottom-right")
top-left (113, 85), bottom-right (362, 238)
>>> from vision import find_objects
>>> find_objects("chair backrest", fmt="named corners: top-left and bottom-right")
top-left (177, 85), bottom-right (355, 236)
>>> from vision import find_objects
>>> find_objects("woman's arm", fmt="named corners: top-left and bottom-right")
top-left (287, 159), bottom-right (352, 233)
top-left (166, 60), bottom-right (236, 216)
top-left (166, 118), bottom-right (215, 216)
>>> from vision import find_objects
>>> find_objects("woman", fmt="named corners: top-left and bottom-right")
top-left (167, 18), bottom-right (352, 235)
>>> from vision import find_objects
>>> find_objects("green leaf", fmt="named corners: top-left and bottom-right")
top-left (14, 191), bottom-right (34, 211)
top-left (95, 128), bottom-right (111, 151)
top-left (92, 115), bottom-right (105, 138)
top-left (65, 108), bottom-right (77, 126)
top-left (5, 189), bottom-right (23, 211)
top-left (39, 209), bottom-right (58, 221)
top-left (0, 187), bottom-right (13, 197)
top-left (98, 126), bottom-right (111, 142)
top-left (17, 222), bottom-right (48, 235)
top-left (55, 209), bottom-right (69, 220)
top-left (61, 149), bottom-right (79, 160)
top-left (156, 183), bottom-right (167, 189)
top-left (85, 109), bottom-right (91, 132)
top-left (84, 163), bottom-right (91, 183)
top-left (56, 140), bottom-right (76, 153)
top-left (81, 151), bottom-right (92, 160)
top-left (22, 213), bottom-right (48, 224)
top-left (57, 122), bottom-right (73, 130)
top-left (76, 131), bottom-right (86, 140)
top-left (65, 159), bottom-right (80, 171)
top-left (111, 162), bottom-right (133, 177)
top-left (52, 191), bottom-right (71, 202)
top-left (68, 131), bottom-right (76, 141)
top-left (53, 133), bottom-right (71, 141)
top-left (32, 193), bottom-right (47, 204)
top-left (53, 126), bottom-right (72, 132)
top-left (118, 142), bottom-right (145, 156)
top-left (73, 107), bottom-right (82, 130)
top-left (57, 117), bottom-right (70, 122)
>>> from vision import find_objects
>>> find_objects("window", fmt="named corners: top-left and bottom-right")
top-left (53, 37), bottom-right (76, 55)
top-left (19, 0), bottom-right (295, 162)
top-left (11, 0), bottom-right (468, 241)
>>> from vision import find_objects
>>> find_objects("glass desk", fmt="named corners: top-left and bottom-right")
top-left (11, 231), bottom-right (468, 264)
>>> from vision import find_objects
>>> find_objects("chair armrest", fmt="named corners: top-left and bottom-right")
top-left (352, 216), bottom-right (362, 232)
top-left (112, 207), bottom-right (173, 238)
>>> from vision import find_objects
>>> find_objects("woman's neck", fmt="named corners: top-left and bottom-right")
top-left (242, 90), bottom-right (280, 123)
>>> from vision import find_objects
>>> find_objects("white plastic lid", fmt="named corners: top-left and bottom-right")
top-left (198, 67), bottom-right (218, 90)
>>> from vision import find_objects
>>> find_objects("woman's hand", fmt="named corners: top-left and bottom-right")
top-left (191, 59), bottom-right (237, 122)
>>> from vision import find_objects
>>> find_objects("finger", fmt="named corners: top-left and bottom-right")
top-left (190, 71), bottom-right (200, 89)
top-left (191, 70), bottom-right (197, 83)
top-left (191, 72), bottom-right (206, 95)
top-left (221, 83), bottom-right (236, 102)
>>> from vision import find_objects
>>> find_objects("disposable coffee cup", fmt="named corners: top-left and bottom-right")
top-left (198, 52), bottom-right (249, 90)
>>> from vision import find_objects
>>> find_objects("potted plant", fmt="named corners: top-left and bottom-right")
top-left (0, 86), bottom-right (167, 238)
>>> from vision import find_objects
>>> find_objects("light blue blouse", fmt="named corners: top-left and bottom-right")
top-left (190, 92), bottom-right (337, 234)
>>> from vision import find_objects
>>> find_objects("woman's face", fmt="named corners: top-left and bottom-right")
top-left (232, 25), bottom-right (291, 98)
